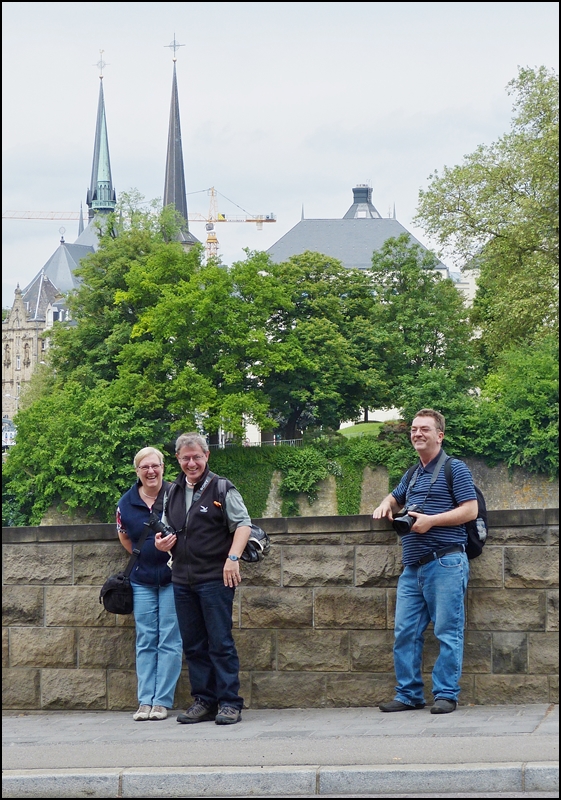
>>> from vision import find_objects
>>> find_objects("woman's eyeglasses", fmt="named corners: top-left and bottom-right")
top-left (137, 464), bottom-right (163, 472)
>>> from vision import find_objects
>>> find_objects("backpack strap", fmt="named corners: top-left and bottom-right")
top-left (217, 477), bottom-right (228, 506)
top-left (213, 475), bottom-right (235, 528)
top-left (443, 457), bottom-right (457, 506)
top-left (404, 450), bottom-right (447, 507)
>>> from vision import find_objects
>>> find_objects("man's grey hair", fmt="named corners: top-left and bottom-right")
top-left (175, 432), bottom-right (209, 454)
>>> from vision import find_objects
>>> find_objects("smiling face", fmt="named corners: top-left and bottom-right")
top-left (410, 415), bottom-right (444, 464)
top-left (176, 443), bottom-right (210, 485)
top-left (135, 453), bottom-right (164, 493)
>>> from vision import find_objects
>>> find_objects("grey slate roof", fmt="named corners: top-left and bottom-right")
top-left (267, 217), bottom-right (448, 272)
top-left (19, 273), bottom-right (61, 322)
top-left (22, 241), bottom-right (93, 297)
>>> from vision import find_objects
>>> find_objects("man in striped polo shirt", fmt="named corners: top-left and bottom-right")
top-left (373, 408), bottom-right (478, 714)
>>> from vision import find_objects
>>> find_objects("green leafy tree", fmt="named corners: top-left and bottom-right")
top-left (414, 66), bottom-right (559, 358)
top-left (471, 335), bottom-right (559, 477)
top-left (257, 251), bottom-right (377, 438)
top-left (368, 235), bottom-right (479, 408)
top-left (2, 381), bottom-right (165, 524)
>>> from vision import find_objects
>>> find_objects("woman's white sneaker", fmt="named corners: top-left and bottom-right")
top-left (133, 704), bottom-right (151, 721)
top-left (149, 705), bottom-right (168, 720)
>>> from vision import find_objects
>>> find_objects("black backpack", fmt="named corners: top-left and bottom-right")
top-left (404, 457), bottom-right (488, 560)
top-left (216, 477), bottom-right (271, 563)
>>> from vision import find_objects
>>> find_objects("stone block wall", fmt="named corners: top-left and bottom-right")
top-left (2, 509), bottom-right (558, 711)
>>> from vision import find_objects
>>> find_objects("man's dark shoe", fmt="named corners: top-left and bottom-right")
top-left (379, 700), bottom-right (425, 712)
top-left (431, 698), bottom-right (457, 714)
top-left (177, 699), bottom-right (217, 724)
top-left (215, 705), bottom-right (242, 725)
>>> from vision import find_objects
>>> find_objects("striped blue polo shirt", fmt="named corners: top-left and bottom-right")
top-left (392, 449), bottom-right (476, 566)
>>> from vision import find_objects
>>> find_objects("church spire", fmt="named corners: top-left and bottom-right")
top-left (163, 37), bottom-right (198, 247)
top-left (86, 52), bottom-right (116, 221)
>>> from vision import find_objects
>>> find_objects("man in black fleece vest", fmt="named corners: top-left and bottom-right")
top-left (155, 432), bottom-right (251, 725)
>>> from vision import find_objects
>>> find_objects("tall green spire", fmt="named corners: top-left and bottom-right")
top-left (86, 66), bottom-right (116, 221)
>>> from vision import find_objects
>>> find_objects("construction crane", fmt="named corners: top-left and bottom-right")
top-left (186, 187), bottom-right (276, 260)
top-left (2, 211), bottom-right (83, 220)
top-left (3, 187), bottom-right (276, 261)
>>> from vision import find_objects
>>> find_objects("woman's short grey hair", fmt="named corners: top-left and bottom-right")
top-left (175, 432), bottom-right (209, 454)
top-left (133, 446), bottom-right (165, 468)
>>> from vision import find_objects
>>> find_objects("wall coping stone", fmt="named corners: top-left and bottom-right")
top-left (3, 508), bottom-right (558, 544)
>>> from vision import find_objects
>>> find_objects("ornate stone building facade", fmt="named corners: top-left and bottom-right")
top-left (2, 284), bottom-right (55, 418)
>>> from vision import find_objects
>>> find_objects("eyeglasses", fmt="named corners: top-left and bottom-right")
top-left (410, 427), bottom-right (438, 434)
top-left (137, 463), bottom-right (163, 472)
top-left (177, 455), bottom-right (206, 464)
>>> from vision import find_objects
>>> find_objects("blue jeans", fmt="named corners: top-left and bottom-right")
top-left (393, 552), bottom-right (469, 706)
top-left (132, 582), bottom-right (183, 708)
top-left (173, 580), bottom-right (242, 711)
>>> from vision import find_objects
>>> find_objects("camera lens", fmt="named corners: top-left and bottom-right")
top-left (392, 515), bottom-right (413, 536)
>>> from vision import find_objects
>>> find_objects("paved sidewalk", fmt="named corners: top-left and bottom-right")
top-left (2, 703), bottom-right (558, 797)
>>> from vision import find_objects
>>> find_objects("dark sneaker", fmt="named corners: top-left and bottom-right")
top-left (215, 705), bottom-right (242, 725)
top-left (177, 699), bottom-right (217, 724)
top-left (431, 698), bottom-right (457, 714)
top-left (379, 700), bottom-right (426, 712)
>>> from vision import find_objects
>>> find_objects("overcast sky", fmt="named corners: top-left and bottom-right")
top-left (2, 1), bottom-right (559, 306)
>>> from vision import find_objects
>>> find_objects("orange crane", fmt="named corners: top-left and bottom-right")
top-left (3, 187), bottom-right (276, 261)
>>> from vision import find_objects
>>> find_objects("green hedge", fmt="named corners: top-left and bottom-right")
top-left (206, 429), bottom-right (413, 518)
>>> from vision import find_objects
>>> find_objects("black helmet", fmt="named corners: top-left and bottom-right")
top-left (241, 524), bottom-right (271, 563)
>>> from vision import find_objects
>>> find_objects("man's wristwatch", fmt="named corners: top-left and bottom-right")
top-left (228, 554), bottom-right (239, 562)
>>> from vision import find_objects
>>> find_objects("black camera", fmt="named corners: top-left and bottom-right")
top-left (146, 512), bottom-right (177, 537)
top-left (392, 504), bottom-right (421, 536)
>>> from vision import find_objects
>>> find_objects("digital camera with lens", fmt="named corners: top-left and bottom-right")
top-left (147, 512), bottom-right (177, 538)
top-left (392, 504), bottom-right (421, 536)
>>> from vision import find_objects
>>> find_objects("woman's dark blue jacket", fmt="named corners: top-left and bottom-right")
top-left (116, 481), bottom-right (172, 587)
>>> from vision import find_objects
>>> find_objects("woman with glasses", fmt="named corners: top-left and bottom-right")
top-left (116, 446), bottom-right (183, 721)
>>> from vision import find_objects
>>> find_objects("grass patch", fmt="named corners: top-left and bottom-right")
top-left (339, 422), bottom-right (384, 439)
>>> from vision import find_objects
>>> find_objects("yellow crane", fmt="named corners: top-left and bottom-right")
top-left (3, 187), bottom-right (276, 261)
top-left (187, 187), bottom-right (276, 260)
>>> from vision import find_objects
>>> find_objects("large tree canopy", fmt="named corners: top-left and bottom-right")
top-left (414, 66), bottom-right (559, 357)
top-left (4, 202), bottom-right (483, 523)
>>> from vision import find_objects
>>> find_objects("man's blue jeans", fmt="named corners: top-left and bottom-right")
top-left (393, 552), bottom-right (469, 706)
top-left (131, 582), bottom-right (183, 708)
top-left (173, 580), bottom-right (242, 711)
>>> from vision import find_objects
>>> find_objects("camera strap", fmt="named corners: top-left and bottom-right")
top-left (406, 449), bottom-right (448, 511)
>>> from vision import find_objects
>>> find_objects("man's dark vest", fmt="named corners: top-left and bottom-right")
top-left (165, 470), bottom-right (234, 586)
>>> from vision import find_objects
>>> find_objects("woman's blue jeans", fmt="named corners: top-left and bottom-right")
top-left (131, 582), bottom-right (183, 708)
top-left (173, 580), bottom-right (242, 711)
top-left (393, 552), bottom-right (469, 706)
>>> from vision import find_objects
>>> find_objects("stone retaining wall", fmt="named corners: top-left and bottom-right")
top-left (2, 509), bottom-right (558, 711)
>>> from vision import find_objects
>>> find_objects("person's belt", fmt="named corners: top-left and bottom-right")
top-left (412, 544), bottom-right (465, 567)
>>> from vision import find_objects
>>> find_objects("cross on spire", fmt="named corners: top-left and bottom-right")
top-left (94, 49), bottom-right (108, 79)
top-left (165, 34), bottom-right (184, 61)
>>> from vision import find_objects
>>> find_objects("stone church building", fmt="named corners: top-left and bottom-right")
top-left (2, 58), bottom-right (198, 424)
